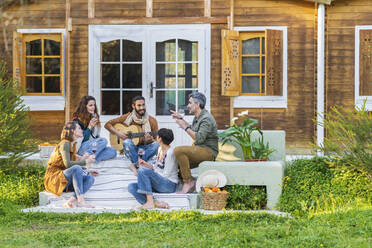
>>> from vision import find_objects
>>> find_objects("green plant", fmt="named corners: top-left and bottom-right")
top-left (224, 185), bottom-right (267, 210)
top-left (278, 157), bottom-right (372, 216)
top-left (0, 62), bottom-right (38, 167)
top-left (316, 100), bottom-right (372, 181)
top-left (218, 111), bottom-right (274, 160)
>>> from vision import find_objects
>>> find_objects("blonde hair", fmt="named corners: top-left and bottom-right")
top-left (60, 121), bottom-right (77, 142)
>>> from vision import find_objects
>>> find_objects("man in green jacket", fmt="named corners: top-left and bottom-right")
top-left (171, 92), bottom-right (219, 194)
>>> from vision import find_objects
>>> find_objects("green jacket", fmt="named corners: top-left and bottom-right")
top-left (191, 109), bottom-right (219, 159)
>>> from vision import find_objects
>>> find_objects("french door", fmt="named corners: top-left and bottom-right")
top-left (89, 24), bottom-right (210, 146)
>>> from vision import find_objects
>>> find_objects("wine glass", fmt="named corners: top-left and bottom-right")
top-left (178, 108), bottom-right (185, 119)
top-left (91, 140), bottom-right (98, 155)
top-left (138, 148), bottom-right (145, 160)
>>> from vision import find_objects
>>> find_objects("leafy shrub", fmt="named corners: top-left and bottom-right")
top-left (0, 163), bottom-right (45, 207)
top-left (0, 62), bottom-right (38, 166)
top-left (317, 101), bottom-right (372, 181)
top-left (278, 157), bottom-right (372, 216)
top-left (224, 185), bottom-right (267, 210)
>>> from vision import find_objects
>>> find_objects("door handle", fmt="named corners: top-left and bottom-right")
top-left (150, 82), bottom-right (156, 98)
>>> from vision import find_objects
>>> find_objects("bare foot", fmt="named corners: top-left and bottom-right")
top-left (176, 180), bottom-right (196, 194)
top-left (129, 164), bottom-right (138, 177)
top-left (138, 202), bottom-right (155, 209)
top-left (63, 197), bottom-right (76, 208)
top-left (154, 201), bottom-right (169, 209)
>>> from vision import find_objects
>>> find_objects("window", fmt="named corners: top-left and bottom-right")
top-left (355, 26), bottom-right (372, 110)
top-left (221, 27), bottom-right (287, 108)
top-left (240, 32), bottom-right (265, 95)
top-left (14, 30), bottom-right (65, 110)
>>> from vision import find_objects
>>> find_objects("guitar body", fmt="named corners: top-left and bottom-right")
top-left (110, 124), bottom-right (141, 151)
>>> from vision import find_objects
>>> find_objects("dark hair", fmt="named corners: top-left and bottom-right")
top-left (188, 92), bottom-right (206, 109)
top-left (132, 95), bottom-right (145, 104)
top-left (73, 95), bottom-right (100, 127)
top-left (157, 128), bottom-right (174, 145)
top-left (61, 121), bottom-right (78, 142)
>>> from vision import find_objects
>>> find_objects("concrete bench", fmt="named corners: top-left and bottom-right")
top-left (199, 130), bottom-right (285, 210)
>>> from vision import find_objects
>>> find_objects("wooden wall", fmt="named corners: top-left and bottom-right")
top-left (0, 0), bottom-right (325, 153)
top-left (0, 0), bottom-right (65, 142)
top-left (326, 0), bottom-right (372, 110)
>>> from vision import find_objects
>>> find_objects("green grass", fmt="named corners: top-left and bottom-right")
top-left (0, 206), bottom-right (371, 247)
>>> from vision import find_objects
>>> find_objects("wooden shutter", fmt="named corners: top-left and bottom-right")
top-left (359, 29), bottom-right (372, 96)
top-left (265, 29), bottom-right (283, 96)
top-left (13, 32), bottom-right (23, 85)
top-left (221, 29), bottom-right (240, 96)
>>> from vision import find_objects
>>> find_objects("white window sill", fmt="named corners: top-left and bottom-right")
top-left (355, 97), bottom-right (372, 111)
top-left (21, 96), bottom-right (65, 111)
top-left (233, 96), bottom-right (287, 108)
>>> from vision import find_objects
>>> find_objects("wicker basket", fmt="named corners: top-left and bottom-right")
top-left (202, 191), bottom-right (229, 210)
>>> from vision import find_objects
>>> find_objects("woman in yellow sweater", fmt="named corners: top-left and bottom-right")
top-left (44, 121), bottom-right (97, 208)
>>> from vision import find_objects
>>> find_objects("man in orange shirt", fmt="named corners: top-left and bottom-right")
top-left (104, 96), bottom-right (159, 176)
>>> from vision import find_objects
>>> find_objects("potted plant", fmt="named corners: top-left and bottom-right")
top-left (217, 111), bottom-right (275, 161)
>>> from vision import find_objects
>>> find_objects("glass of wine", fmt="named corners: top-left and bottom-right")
top-left (138, 148), bottom-right (145, 160)
top-left (91, 140), bottom-right (98, 155)
top-left (178, 108), bottom-right (185, 119)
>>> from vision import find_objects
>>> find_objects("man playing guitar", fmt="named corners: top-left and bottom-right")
top-left (104, 96), bottom-right (159, 176)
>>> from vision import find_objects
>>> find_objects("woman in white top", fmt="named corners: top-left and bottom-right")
top-left (128, 128), bottom-right (179, 209)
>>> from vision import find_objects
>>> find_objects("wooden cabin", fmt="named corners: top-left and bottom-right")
top-left (0, 0), bottom-right (371, 154)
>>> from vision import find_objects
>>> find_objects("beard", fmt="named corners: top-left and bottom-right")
top-left (135, 108), bottom-right (146, 116)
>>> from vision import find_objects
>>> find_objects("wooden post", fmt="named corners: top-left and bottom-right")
top-left (229, 0), bottom-right (234, 30)
top-left (88, 0), bottom-right (95, 19)
top-left (65, 0), bottom-right (71, 122)
top-left (146, 0), bottom-right (153, 18)
top-left (204, 0), bottom-right (211, 17)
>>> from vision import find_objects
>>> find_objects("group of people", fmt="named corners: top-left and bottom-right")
top-left (44, 92), bottom-right (219, 209)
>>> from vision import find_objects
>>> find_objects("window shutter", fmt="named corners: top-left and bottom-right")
top-left (13, 32), bottom-right (23, 84)
top-left (265, 29), bottom-right (283, 96)
top-left (359, 29), bottom-right (372, 96)
top-left (221, 29), bottom-right (240, 96)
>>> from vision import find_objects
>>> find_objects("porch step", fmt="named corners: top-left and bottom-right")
top-left (35, 156), bottom-right (199, 212)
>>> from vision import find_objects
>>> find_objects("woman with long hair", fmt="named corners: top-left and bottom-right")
top-left (73, 95), bottom-right (117, 162)
top-left (44, 121), bottom-right (98, 208)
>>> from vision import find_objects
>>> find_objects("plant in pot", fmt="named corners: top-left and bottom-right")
top-left (217, 111), bottom-right (275, 161)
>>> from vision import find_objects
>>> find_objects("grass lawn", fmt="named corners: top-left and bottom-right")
top-left (0, 205), bottom-right (371, 247)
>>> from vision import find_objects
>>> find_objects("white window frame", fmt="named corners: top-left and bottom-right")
top-left (355, 25), bottom-right (372, 110)
top-left (233, 26), bottom-right (287, 108)
top-left (17, 29), bottom-right (66, 111)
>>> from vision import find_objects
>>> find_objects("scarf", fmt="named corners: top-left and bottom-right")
top-left (124, 110), bottom-right (152, 133)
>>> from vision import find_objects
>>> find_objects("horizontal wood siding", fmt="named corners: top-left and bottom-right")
top-left (153, 0), bottom-right (204, 17)
top-left (0, 0), bottom-right (65, 141)
top-left (29, 111), bottom-right (66, 142)
top-left (219, 0), bottom-right (317, 154)
top-left (326, 0), bottom-right (372, 110)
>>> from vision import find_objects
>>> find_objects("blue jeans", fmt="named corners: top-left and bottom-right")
top-left (128, 166), bottom-right (177, 204)
top-left (123, 139), bottom-right (159, 164)
top-left (78, 137), bottom-right (117, 162)
top-left (63, 165), bottom-right (95, 198)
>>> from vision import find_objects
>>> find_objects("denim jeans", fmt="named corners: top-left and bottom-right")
top-left (128, 166), bottom-right (177, 204)
top-left (63, 165), bottom-right (95, 198)
top-left (78, 137), bottom-right (117, 162)
top-left (123, 139), bottom-right (159, 164)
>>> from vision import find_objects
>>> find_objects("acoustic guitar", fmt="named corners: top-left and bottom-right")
top-left (109, 123), bottom-right (157, 151)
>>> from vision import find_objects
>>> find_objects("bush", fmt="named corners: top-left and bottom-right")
top-left (225, 185), bottom-right (267, 210)
top-left (0, 62), bottom-right (38, 167)
top-left (0, 163), bottom-right (44, 207)
top-left (317, 101), bottom-right (372, 181)
top-left (278, 157), bottom-right (372, 216)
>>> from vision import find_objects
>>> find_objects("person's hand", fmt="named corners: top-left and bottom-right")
top-left (86, 154), bottom-right (96, 164)
top-left (170, 110), bottom-right (183, 120)
top-left (82, 153), bottom-right (90, 160)
top-left (88, 117), bottom-right (98, 129)
top-left (139, 159), bottom-right (153, 169)
top-left (118, 131), bottom-right (129, 140)
top-left (176, 119), bottom-right (189, 129)
top-left (144, 132), bottom-right (154, 143)
top-left (89, 169), bottom-right (99, 176)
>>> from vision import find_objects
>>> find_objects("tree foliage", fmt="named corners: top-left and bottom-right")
top-left (0, 62), bottom-right (37, 165)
